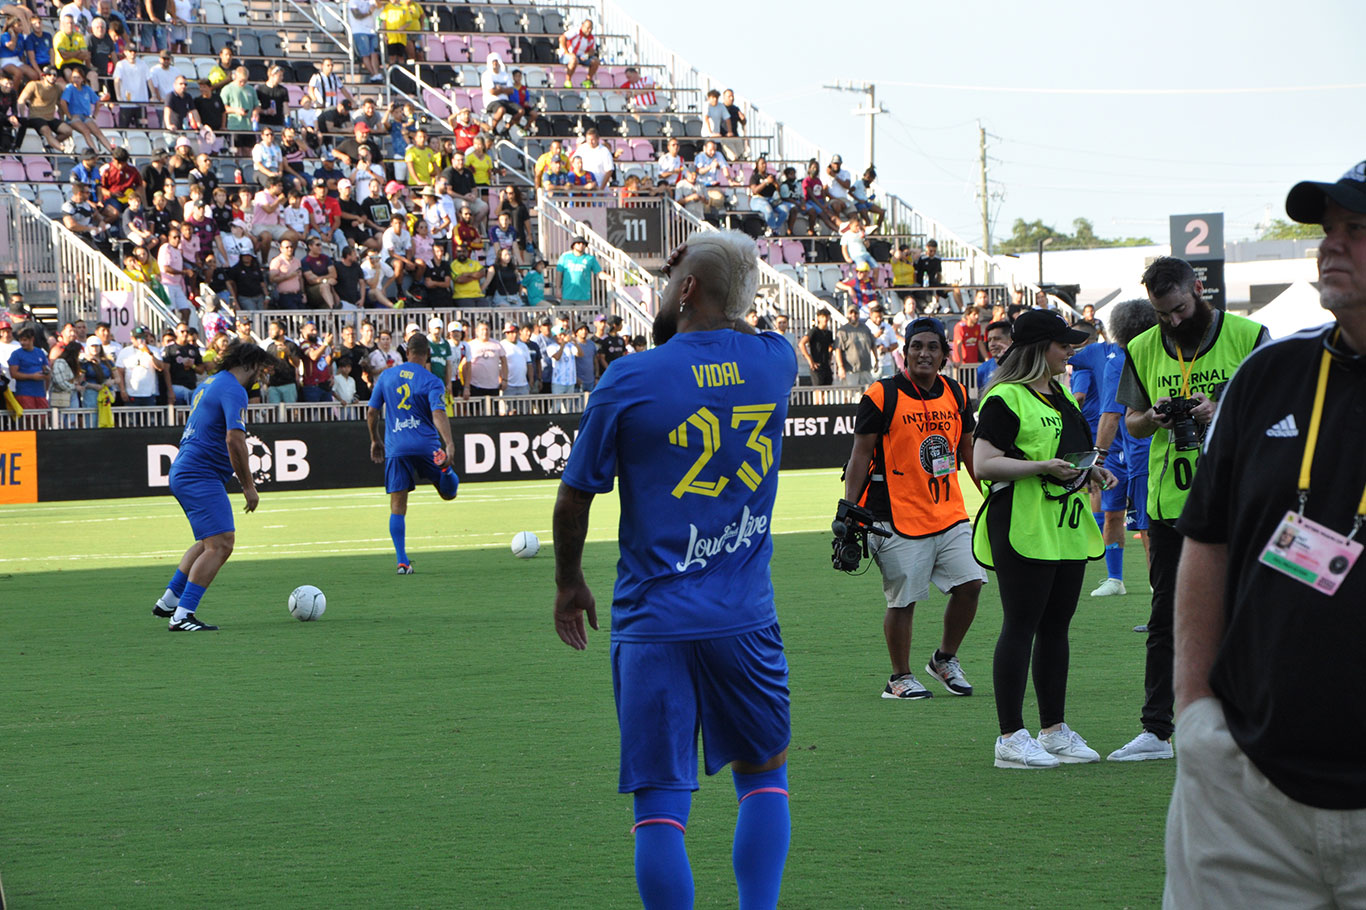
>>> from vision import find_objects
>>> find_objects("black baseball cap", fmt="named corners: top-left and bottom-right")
top-left (1010, 309), bottom-right (1090, 347)
top-left (903, 316), bottom-right (948, 350)
top-left (1285, 160), bottom-right (1366, 225)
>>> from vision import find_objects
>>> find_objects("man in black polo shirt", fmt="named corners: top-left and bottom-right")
top-left (598, 314), bottom-right (627, 371)
top-left (160, 321), bottom-right (203, 404)
top-left (1164, 160), bottom-right (1366, 905)
top-left (335, 245), bottom-right (365, 308)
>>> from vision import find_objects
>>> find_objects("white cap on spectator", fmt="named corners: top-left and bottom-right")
top-left (427, 317), bottom-right (444, 329)
top-left (337, 178), bottom-right (352, 190)
top-left (86, 335), bottom-right (102, 346)
top-left (448, 320), bottom-right (465, 332)
top-left (232, 218), bottom-right (248, 230)
top-left (404, 322), bottom-right (421, 335)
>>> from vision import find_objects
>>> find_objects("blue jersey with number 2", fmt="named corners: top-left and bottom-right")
top-left (173, 372), bottom-right (248, 483)
top-left (562, 330), bottom-right (798, 643)
top-left (368, 363), bottom-right (447, 457)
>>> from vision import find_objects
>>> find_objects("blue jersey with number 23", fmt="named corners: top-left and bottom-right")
top-left (368, 363), bottom-right (447, 457)
top-left (561, 330), bottom-right (797, 643)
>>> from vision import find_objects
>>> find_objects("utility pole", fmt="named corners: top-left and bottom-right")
top-left (979, 122), bottom-right (990, 254)
top-left (821, 81), bottom-right (887, 168)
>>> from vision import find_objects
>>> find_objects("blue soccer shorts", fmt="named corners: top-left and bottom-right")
top-left (1128, 472), bottom-right (1151, 531)
top-left (169, 471), bottom-right (235, 540)
top-left (384, 453), bottom-right (445, 494)
top-left (1100, 447), bottom-right (1129, 513)
top-left (612, 623), bottom-right (790, 794)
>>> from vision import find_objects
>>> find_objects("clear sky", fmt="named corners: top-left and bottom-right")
top-left (628, 0), bottom-right (1364, 247)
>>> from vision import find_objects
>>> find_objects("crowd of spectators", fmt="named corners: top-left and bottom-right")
top-left (0, 285), bottom-right (650, 420)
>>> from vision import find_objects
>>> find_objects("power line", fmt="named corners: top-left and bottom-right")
top-left (877, 81), bottom-right (1366, 96)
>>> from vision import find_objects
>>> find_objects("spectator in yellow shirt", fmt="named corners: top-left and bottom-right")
top-left (404, 128), bottom-right (437, 186)
top-left (533, 138), bottom-right (570, 185)
top-left (465, 135), bottom-right (496, 186)
top-left (54, 16), bottom-right (90, 77)
top-left (402, 0), bottom-right (425, 60)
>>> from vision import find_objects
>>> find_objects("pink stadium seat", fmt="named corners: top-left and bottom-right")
top-left (95, 107), bottom-right (115, 128)
top-left (287, 84), bottom-right (305, 104)
top-left (424, 89), bottom-right (450, 119)
top-left (26, 158), bottom-right (53, 181)
top-left (754, 237), bottom-right (770, 260)
top-left (628, 138), bottom-right (653, 161)
top-left (0, 158), bottom-right (25, 182)
top-left (468, 36), bottom-right (489, 63)
top-left (733, 162), bottom-right (754, 185)
top-left (601, 66), bottom-right (625, 87)
top-left (780, 238), bottom-right (804, 265)
top-left (467, 89), bottom-right (483, 110)
top-left (425, 35), bottom-right (446, 62)
top-left (147, 109), bottom-right (162, 130)
top-left (442, 35), bottom-right (468, 63)
top-left (486, 37), bottom-right (511, 60)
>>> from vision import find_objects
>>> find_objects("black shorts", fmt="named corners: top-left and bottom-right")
top-left (386, 41), bottom-right (408, 59)
top-left (469, 386), bottom-right (499, 397)
top-left (485, 99), bottom-right (521, 117)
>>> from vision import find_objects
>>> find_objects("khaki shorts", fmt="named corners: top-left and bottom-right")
top-left (868, 521), bottom-right (985, 609)
top-left (1164, 697), bottom-right (1366, 908)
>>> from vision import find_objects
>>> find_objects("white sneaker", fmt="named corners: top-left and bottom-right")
top-left (1038, 723), bottom-right (1100, 763)
top-left (882, 672), bottom-right (932, 700)
top-left (1106, 731), bottom-right (1174, 762)
top-left (994, 729), bottom-right (1060, 769)
top-left (1090, 577), bottom-right (1127, 597)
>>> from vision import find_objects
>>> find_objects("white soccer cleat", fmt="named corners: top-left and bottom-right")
top-left (1107, 731), bottom-right (1174, 762)
top-left (1090, 578), bottom-right (1127, 597)
top-left (994, 729), bottom-right (1059, 769)
top-left (1038, 724), bottom-right (1100, 763)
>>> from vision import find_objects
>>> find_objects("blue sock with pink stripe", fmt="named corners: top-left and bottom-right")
top-left (732, 765), bottom-right (789, 909)
top-left (632, 788), bottom-right (692, 910)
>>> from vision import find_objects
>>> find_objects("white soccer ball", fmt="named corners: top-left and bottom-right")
top-left (288, 584), bottom-right (327, 621)
top-left (511, 531), bottom-right (540, 559)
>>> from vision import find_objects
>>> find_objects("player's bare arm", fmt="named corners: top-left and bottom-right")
top-left (226, 428), bottom-right (259, 512)
top-left (366, 406), bottom-right (384, 463)
top-left (552, 482), bottom-right (598, 650)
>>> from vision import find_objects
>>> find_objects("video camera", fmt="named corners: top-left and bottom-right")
top-left (831, 499), bottom-right (892, 572)
top-left (1154, 396), bottom-right (1201, 451)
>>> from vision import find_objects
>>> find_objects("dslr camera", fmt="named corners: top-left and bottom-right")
top-left (1154, 396), bottom-right (1201, 451)
top-left (831, 499), bottom-right (891, 572)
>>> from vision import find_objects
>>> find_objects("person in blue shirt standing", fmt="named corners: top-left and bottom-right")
top-left (1091, 300), bottom-right (1158, 602)
top-left (555, 236), bottom-right (602, 304)
top-left (975, 318), bottom-right (1012, 396)
top-left (151, 341), bottom-right (274, 631)
top-left (366, 333), bottom-right (458, 575)
top-left (553, 231), bottom-right (797, 910)
top-left (1065, 324), bottom-right (1116, 529)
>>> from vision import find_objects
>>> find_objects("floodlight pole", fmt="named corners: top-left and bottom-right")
top-left (821, 81), bottom-right (886, 168)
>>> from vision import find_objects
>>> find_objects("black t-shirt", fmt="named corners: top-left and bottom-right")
top-left (194, 93), bottom-right (225, 129)
top-left (334, 137), bottom-right (382, 164)
top-left (364, 198), bottom-right (391, 227)
top-left (339, 197), bottom-right (370, 238)
top-left (853, 374), bottom-right (975, 520)
top-left (209, 202), bottom-right (233, 233)
top-left (141, 164), bottom-right (169, 193)
top-left (165, 91), bottom-right (196, 129)
top-left (192, 167), bottom-right (220, 198)
top-left (230, 262), bottom-right (265, 297)
top-left (805, 327), bottom-right (833, 370)
top-left (209, 266), bottom-right (232, 293)
top-left (424, 265), bottom-right (452, 309)
top-left (149, 206), bottom-right (175, 237)
top-left (601, 333), bottom-right (627, 364)
top-left (162, 341), bottom-right (202, 388)
top-left (913, 254), bottom-right (943, 287)
top-left (975, 382), bottom-right (1093, 550)
top-left (265, 338), bottom-right (299, 386)
top-left (340, 342), bottom-right (372, 397)
top-left (334, 260), bottom-right (363, 303)
top-left (748, 170), bottom-right (777, 198)
top-left (445, 167), bottom-right (475, 195)
top-left (318, 108), bottom-right (352, 135)
top-left (255, 83), bottom-right (288, 126)
top-left (1177, 327), bottom-right (1366, 810)
top-left (89, 35), bottom-right (116, 76)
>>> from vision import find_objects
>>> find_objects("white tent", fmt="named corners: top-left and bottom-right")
top-left (1249, 281), bottom-right (1334, 338)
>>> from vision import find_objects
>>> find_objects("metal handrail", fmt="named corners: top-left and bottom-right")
top-left (239, 305), bottom-right (616, 340)
top-left (274, 0), bottom-right (355, 80)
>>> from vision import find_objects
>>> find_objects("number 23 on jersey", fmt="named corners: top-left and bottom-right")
top-left (668, 404), bottom-right (776, 499)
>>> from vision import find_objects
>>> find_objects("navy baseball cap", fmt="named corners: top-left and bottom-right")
top-left (903, 317), bottom-right (948, 350)
top-left (1286, 160), bottom-right (1366, 224)
top-left (1011, 309), bottom-right (1090, 347)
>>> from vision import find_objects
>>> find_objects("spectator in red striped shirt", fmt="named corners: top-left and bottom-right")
top-left (558, 19), bottom-right (599, 89)
top-left (622, 65), bottom-right (658, 111)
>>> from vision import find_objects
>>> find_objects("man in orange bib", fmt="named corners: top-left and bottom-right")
top-left (842, 317), bottom-right (986, 699)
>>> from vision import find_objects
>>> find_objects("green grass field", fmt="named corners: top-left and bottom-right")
top-left (2, 470), bottom-right (1171, 909)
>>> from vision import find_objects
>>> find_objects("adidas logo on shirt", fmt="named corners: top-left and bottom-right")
top-left (1266, 415), bottom-right (1299, 438)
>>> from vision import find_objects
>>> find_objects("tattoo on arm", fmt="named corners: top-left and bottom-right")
top-left (552, 483), bottom-right (595, 585)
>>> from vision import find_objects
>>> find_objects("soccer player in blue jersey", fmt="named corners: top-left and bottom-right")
top-left (1066, 324), bottom-right (1117, 530)
top-left (366, 333), bottom-right (459, 574)
top-left (553, 231), bottom-right (797, 910)
top-left (152, 341), bottom-right (275, 631)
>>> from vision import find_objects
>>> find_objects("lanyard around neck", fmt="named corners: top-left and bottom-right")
top-left (1298, 340), bottom-right (1366, 540)
top-left (1174, 345), bottom-right (1195, 398)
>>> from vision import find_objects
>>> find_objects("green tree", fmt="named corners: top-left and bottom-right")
top-left (1259, 218), bottom-right (1324, 241)
top-left (996, 217), bottom-right (1153, 254)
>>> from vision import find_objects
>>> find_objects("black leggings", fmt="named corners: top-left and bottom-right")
top-left (990, 521), bottom-right (1087, 735)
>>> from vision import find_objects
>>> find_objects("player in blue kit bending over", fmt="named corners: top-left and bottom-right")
top-left (553, 230), bottom-right (797, 910)
top-left (153, 341), bottom-right (276, 631)
top-left (366, 333), bottom-right (459, 574)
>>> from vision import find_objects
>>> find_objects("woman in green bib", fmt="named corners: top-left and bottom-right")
top-left (971, 310), bottom-right (1114, 770)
